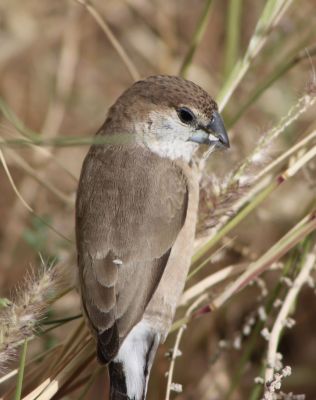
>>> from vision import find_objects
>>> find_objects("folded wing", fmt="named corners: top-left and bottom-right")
top-left (76, 144), bottom-right (188, 363)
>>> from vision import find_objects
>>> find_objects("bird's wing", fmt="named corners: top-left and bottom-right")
top-left (76, 144), bottom-right (188, 363)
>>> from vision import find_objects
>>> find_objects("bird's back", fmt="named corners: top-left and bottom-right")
top-left (76, 143), bottom-right (188, 351)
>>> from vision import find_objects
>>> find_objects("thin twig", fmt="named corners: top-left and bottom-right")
top-left (0, 344), bottom-right (63, 386)
top-left (256, 129), bottom-right (316, 181)
top-left (223, 0), bottom-right (242, 79)
top-left (217, 0), bottom-right (294, 111)
top-left (0, 134), bottom-right (132, 147)
top-left (14, 340), bottom-right (28, 400)
top-left (180, 263), bottom-right (246, 306)
top-left (0, 124), bottom-right (78, 181)
top-left (228, 89), bottom-right (316, 191)
top-left (22, 341), bottom-right (94, 400)
top-left (264, 244), bottom-right (316, 383)
top-left (225, 246), bottom-right (299, 400)
top-left (179, 0), bottom-right (214, 78)
top-left (165, 295), bottom-right (207, 400)
top-left (192, 134), bottom-right (316, 272)
top-left (75, 0), bottom-right (140, 82)
top-left (41, 5), bottom-right (81, 139)
top-left (5, 148), bottom-right (73, 206)
top-left (211, 210), bottom-right (316, 310)
top-left (229, 44), bottom-right (316, 126)
top-left (193, 95), bottom-right (316, 271)
top-left (0, 149), bottom-right (72, 243)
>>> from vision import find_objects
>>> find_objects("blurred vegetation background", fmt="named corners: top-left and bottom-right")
top-left (0, 0), bottom-right (316, 399)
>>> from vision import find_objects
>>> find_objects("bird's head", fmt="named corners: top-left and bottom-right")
top-left (102, 75), bottom-right (229, 162)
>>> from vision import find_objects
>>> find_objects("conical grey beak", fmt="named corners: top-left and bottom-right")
top-left (206, 111), bottom-right (230, 148)
top-left (188, 111), bottom-right (229, 148)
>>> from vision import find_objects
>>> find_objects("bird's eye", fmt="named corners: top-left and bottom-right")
top-left (177, 107), bottom-right (195, 124)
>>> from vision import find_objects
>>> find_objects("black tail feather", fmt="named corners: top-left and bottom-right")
top-left (97, 323), bottom-right (120, 364)
top-left (109, 361), bottom-right (129, 400)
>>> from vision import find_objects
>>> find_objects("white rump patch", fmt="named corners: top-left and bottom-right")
top-left (115, 320), bottom-right (155, 400)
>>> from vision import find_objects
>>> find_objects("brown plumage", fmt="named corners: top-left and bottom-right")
top-left (75, 75), bottom-right (229, 399)
top-left (100, 75), bottom-right (218, 137)
top-left (76, 145), bottom-right (187, 348)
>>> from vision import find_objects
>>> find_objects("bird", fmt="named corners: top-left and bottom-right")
top-left (75, 75), bottom-right (229, 400)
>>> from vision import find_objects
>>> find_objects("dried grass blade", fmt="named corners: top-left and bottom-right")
top-left (75, 0), bottom-right (140, 81)
top-left (14, 339), bottom-right (28, 400)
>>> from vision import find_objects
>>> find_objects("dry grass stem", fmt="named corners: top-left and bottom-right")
top-left (0, 148), bottom-right (71, 243)
top-left (211, 210), bottom-right (316, 310)
top-left (264, 244), bottom-right (316, 384)
top-left (180, 263), bottom-right (247, 306)
top-left (197, 87), bottom-right (316, 242)
top-left (165, 295), bottom-right (207, 400)
top-left (75, 0), bottom-right (140, 82)
top-left (256, 128), bottom-right (316, 181)
top-left (218, 0), bottom-right (294, 110)
top-left (179, 0), bottom-right (214, 78)
top-left (40, 5), bottom-right (81, 140)
top-left (22, 340), bottom-right (95, 400)
top-left (4, 148), bottom-right (73, 206)
top-left (231, 87), bottom-right (316, 186)
top-left (0, 122), bottom-right (78, 181)
top-left (1, 1), bottom-right (316, 398)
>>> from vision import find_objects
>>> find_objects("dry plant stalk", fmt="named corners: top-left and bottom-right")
top-left (0, 148), bottom-right (72, 244)
top-left (217, 0), bottom-right (294, 110)
top-left (264, 245), bottom-right (316, 384)
top-left (165, 295), bottom-right (208, 400)
top-left (75, 0), bottom-right (140, 82)
top-left (198, 84), bottom-right (316, 235)
top-left (1, 1), bottom-right (316, 399)
top-left (0, 6), bottom-right (80, 272)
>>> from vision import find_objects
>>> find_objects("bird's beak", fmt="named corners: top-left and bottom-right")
top-left (188, 111), bottom-right (230, 149)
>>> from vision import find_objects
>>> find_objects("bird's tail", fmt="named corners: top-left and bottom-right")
top-left (108, 321), bottom-right (160, 400)
top-left (108, 361), bottom-right (131, 400)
